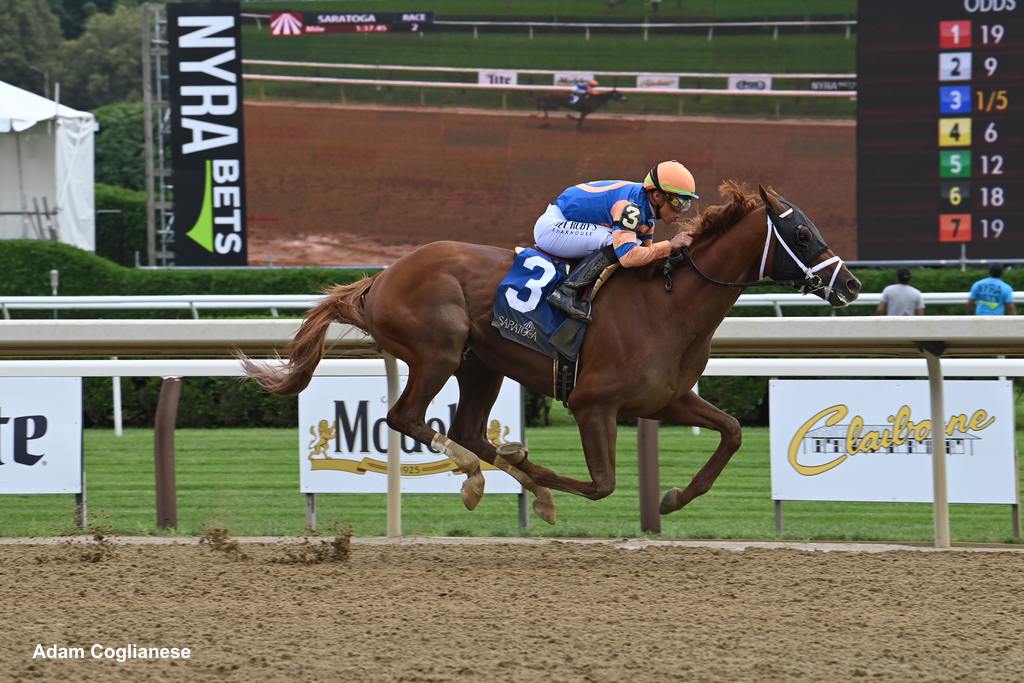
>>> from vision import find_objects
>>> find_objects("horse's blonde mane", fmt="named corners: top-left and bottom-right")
top-left (682, 181), bottom-right (764, 240)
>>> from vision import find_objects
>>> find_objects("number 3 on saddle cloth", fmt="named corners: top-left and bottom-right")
top-left (492, 248), bottom-right (605, 399)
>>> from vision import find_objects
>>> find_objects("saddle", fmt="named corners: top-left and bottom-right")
top-left (491, 248), bottom-right (616, 401)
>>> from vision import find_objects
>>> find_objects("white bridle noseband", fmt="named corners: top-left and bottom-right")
top-left (757, 209), bottom-right (844, 300)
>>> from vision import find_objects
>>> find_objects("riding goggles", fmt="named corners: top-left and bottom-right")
top-left (666, 194), bottom-right (693, 212)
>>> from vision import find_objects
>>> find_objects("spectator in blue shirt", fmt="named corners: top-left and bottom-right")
top-left (967, 265), bottom-right (1016, 315)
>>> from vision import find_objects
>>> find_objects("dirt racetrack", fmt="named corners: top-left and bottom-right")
top-left (244, 103), bottom-right (855, 266)
top-left (3, 537), bottom-right (1023, 682)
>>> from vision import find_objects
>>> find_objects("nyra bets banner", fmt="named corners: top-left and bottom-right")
top-left (0, 378), bottom-right (82, 494)
top-left (298, 375), bottom-right (522, 494)
top-left (769, 380), bottom-right (1016, 504)
top-left (167, 2), bottom-right (248, 265)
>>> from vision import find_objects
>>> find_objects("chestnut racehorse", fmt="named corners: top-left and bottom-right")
top-left (240, 183), bottom-right (860, 524)
top-left (535, 88), bottom-right (626, 128)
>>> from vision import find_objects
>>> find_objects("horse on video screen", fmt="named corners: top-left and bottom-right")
top-left (535, 88), bottom-right (626, 128)
top-left (239, 183), bottom-right (860, 525)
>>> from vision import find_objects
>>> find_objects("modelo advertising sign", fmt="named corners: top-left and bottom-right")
top-left (299, 374), bottom-right (522, 494)
top-left (167, 3), bottom-right (248, 265)
top-left (0, 378), bottom-right (82, 494)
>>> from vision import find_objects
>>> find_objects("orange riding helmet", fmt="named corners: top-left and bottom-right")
top-left (642, 160), bottom-right (699, 200)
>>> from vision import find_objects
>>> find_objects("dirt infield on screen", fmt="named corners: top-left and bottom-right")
top-left (244, 102), bottom-right (855, 266)
top-left (3, 539), bottom-right (1022, 681)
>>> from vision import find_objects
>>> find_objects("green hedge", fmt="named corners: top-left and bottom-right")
top-left (83, 376), bottom-right (296, 428)
top-left (0, 240), bottom-right (371, 306)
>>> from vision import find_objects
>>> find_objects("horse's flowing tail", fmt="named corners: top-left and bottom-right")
top-left (238, 276), bottom-right (376, 396)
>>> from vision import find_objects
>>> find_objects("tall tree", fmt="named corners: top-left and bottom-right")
top-left (0, 0), bottom-right (62, 96)
top-left (57, 4), bottom-right (142, 109)
top-left (47, 0), bottom-right (122, 39)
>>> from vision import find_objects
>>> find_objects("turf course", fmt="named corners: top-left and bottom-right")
top-left (1, 421), bottom-right (1020, 543)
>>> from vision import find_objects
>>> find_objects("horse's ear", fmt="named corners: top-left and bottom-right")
top-left (758, 184), bottom-right (785, 214)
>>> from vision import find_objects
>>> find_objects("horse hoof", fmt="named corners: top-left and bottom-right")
top-left (659, 487), bottom-right (683, 515)
top-left (461, 472), bottom-right (485, 510)
top-left (496, 442), bottom-right (527, 466)
top-left (533, 497), bottom-right (556, 525)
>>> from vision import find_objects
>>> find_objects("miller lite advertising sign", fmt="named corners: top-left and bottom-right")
top-left (0, 378), bottom-right (82, 494)
top-left (167, 3), bottom-right (248, 265)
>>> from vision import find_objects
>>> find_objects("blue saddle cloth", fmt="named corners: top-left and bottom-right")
top-left (491, 248), bottom-right (587, 361)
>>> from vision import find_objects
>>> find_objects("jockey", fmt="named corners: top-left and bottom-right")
top-left (568, 79), bottom-right (598, 105)
top-left (534, 160), bottom-right (699, 321)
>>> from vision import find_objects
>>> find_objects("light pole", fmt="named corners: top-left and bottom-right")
top-left (27, 65), bottom-right (49, 99)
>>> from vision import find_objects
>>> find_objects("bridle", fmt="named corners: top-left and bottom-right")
top-left (663, 204), bottom-right (844, 299)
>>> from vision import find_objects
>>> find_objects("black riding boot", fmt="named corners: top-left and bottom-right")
top-left (546, 247), bottom-right (617, 321)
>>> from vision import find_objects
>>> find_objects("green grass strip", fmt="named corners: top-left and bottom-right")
top-left (1, 425), bottom-right (1020, 543)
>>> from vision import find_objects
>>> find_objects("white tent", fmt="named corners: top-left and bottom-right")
top-left (0, 80), bottom-right (96, 251)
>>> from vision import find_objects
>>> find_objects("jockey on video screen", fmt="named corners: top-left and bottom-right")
top-left (568, 79), bottom-right (598, 105)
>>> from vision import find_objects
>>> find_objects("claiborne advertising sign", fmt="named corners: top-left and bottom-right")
top-left (299, 375), bottom-right (522, 494)
top-left (0, 378), bottom-right (82, 494)
top-left (769, 380), bottom-right (1016, 504)
top-left (167, 3), bottom-right (248, 265)
top-left (636, 73), bottom-right (679, 90)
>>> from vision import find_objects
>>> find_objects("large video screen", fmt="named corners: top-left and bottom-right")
top-left (857, 0), bottom-right (1023, 260)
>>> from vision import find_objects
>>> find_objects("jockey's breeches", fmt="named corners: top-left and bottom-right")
top-left (533, 204), bottom-right (613, 259)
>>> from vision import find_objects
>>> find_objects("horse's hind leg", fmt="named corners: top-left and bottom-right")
top-left (386, 360), bottom-right (487, 510)
top-left (450, 354), bottom-right (556, 524)
top-left (650, 390), bottom-right (742, 515)
top-left (371, 298), bottom-right (488, 510)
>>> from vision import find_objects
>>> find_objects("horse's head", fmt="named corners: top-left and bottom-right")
top-left (758, 185), bottom-right (860, 307)
top-left (609, 89), bottom-right (627, 102)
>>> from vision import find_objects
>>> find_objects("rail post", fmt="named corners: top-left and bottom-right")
top-left (921, 343), bottom-right (951, 548)
top-left (384, 353), bottom-right (402, 537)
top-left (154, 376), bottom-right (182, 530)
top-left (637, 419), bottom-right (661, 533)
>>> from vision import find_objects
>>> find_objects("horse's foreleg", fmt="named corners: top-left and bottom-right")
top-left (650, 390), bottom-right (742, 515)
top-left (516, 405), bottom-right (618, 500)
top-left (450, 356), bottom-right (555, 524)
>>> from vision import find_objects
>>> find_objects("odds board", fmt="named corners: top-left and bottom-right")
top-left (857, 0), bottom-right (1023, 260)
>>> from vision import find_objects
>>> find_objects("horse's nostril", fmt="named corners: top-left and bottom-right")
top-left (847, 278), bottom-right (862, 293)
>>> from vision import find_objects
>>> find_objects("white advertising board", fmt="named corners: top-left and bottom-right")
top-left (553, 71), bottom-right (595, 87)
top-left (636, 73), bottom-right (679, 90)
top-left (478, 69), bottom-right (517, 86)
top-left (770, 380), bottom-right (1016, 504)
top-left (0, 378), bottom-right (82, 494)
top-left (727, 75), bottom-right (773, 92)
top-left (299, 375), bottom-right (522, 494)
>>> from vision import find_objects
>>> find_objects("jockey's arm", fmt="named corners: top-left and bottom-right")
top-left (609, 200), bottom-right (692, 267)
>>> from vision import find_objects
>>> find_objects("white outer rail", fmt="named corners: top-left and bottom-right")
top-left (243, 72), bottom-right (855, 97)
top-left (1, 291), bottom-right (1016, 319)
top-left (0, 357), bottom-right (1021, 377)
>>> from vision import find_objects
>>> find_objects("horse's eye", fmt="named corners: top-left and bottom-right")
top-left (796, 227), bottom-right (812, 245)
